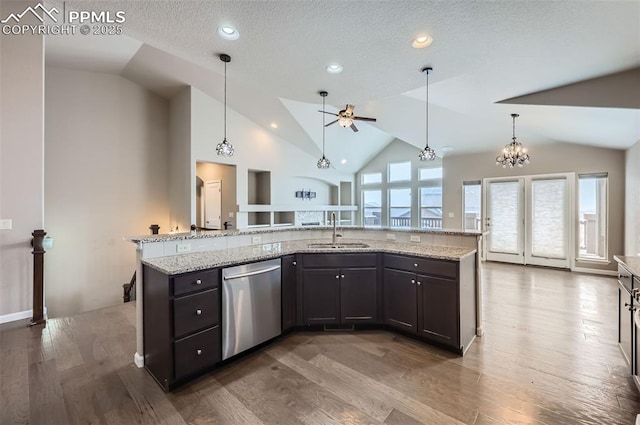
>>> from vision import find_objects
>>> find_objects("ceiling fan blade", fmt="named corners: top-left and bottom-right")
top-left (353, 116), bottom-right (377, 122)
top-left (325, 119), bottom-right (339, 127)
top-left (345, 104), bottom-right (355, 115)
top-left (350, 123), bottom-right (359, 132)
top-left (317, 110), bottom-right (339, 116)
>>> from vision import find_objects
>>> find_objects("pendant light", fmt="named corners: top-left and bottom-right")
top-left (418, 67), bottom-right (436, 161)
top-left (317, 91), bottom-right (330, 169)
top-left (216, 53), bottom-right (235, 157)
top-left (496, 113), bottom-right (530, 168)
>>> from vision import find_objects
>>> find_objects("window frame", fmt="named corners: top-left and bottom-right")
top-left (576, 173), bottom-right (609, 264)
top-left (462, 180), bottom-right (482, 232)
top-left (388, 161), bottom-right (412, 183)
top-left (389, 187), bottom-right (412, 229)
top-left (361, 172), bottom-right (382, 185)
top-left (362, 189), bottom-right (382, 228)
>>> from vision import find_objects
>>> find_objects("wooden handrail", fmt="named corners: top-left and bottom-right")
top-left (31, 229), bottom-right (46, 326)
top-left (123, 271), bottom-right (136, 303)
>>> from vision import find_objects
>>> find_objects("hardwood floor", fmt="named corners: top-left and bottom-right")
top-left (1, 262), bottom-right (638, 424)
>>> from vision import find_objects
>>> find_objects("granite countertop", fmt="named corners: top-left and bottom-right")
top-left (142, 239), bottom-right (477, 275)
top-left (614, 255), bottom-right (640, 277)
top-left (126, 226), bottom-right (486, 244)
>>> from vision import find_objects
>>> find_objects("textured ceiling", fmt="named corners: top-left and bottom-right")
top-left (45, 0), bottom-right (640, 172)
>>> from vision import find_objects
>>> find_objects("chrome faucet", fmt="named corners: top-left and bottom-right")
top-left (331, 212), bottom-right (341, 245)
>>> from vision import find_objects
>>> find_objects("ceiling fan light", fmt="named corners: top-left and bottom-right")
top-left (326, 63), bottom-right (343, 74)
top-left (338, 116), bottom-right (352, 127)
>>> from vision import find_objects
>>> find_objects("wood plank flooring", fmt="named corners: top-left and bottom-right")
top-left (1, 262), bottom-right (639, 424)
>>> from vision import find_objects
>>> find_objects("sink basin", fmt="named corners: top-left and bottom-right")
top-left (307, 242), bottom-right (370, 249)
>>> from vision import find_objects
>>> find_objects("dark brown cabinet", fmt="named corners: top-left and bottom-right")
top-left (143, 266), bottom-right (221, 391)
top-left (383, 253), bottom-right (476, 353)
top-left (281, 254), bottom-right (297, 331)
top-left (301, 254), bottom-right (378, 326)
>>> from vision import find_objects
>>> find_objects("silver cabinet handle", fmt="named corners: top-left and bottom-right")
top-left (195, 279), bottom-right (202, 285)
top-left (336, 275), bottom-right (340, 279)
top-left (417, 281), bottom-right (422, 286)
top-left (341, 274), bottom-right (345, 278)
top-left (196, 349), bottom-right (202, 355)
top-left (411, 279), bottom-right (415, 284)
top-left (414, 263), bottom-right (418, 267)
top-left (196, 309), bottom-right (202, 316)
top-left (292, 261), bottom-right (297, 266)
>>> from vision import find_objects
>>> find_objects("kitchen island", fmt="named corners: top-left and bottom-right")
top-left (127, 226), bottom-right (484, 390)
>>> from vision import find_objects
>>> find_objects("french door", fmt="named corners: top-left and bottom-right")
top-left (484, 173), bottom-right (573, 268)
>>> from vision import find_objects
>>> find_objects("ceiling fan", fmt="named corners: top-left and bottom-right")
top-left (318, 104), bottom-right (377, 132)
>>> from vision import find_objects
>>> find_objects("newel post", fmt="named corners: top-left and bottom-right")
top-left (30, 229), bottom-right (46, 326)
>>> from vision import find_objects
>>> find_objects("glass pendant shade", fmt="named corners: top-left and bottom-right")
top-left (496, 114), bottom-right (530, 168)
top-left (317, 91), bottom-right (330, 169)
top-left (419, 67), bottom-right (436, 161)
top-left (217, 54), bottom-right (235, 157)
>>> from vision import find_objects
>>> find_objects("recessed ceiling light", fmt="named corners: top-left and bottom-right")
top-left (326, 63), bottom-right (343, 74)
top-left (270, 122), bottom-right (278, 129)
top-left (412, 34), bottom-right (433, 48)
top-left (340, 159), bottom-right (347, 164)
top-left (217, 25), bottom-right (239, 40)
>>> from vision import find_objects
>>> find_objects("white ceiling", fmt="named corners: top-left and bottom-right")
top-left (45, 0), bottom-right (640, 173)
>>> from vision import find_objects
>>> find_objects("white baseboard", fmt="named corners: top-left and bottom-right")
top-left (0, 307), bottom-right (48, 324)
top-left (571, 266), bottom-right (617, 276)
top-left (134, 352), bottom-right (144, 368)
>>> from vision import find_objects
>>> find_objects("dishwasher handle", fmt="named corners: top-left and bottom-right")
top-left (223, 265), bottom-right (281, 280)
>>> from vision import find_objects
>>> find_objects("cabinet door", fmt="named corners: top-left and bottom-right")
top-left (418, 274), bottom-right (459, 347)
top-left (383, 268), bottom-right (417, 332)
top-left (281, 255), bottom-right (297, 331)
top-left (302, 269), bottom-right (340, 325)
top-left (341, 267), bottom-right (377, 324)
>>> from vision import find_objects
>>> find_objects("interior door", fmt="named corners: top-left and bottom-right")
top-left (204, 180), bottom-right (222, 229)
top-left (485, 179), bottom-right (525, 264)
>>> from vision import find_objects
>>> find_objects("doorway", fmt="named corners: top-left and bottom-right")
top-left (484, 173), bottom-right (574, 268)
top-left (204, 180), bottom-right (222, 229)
top-left (196, 162), bottom-right (237, 230)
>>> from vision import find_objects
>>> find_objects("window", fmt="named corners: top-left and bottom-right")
top-left (463, 181), bottom-right (482, 231)
top-left (389, 188), bottom-right (411, 228)
top-left (362, 190), bottom-right (382, 227)
top-left (578, 173), bottom-right (608, 261)
top-left (388, 162), bottom-right (411, 182)
top-left (420, 187), bottom-right (442, 228)
top-left (419, 167), bottom-right (443, 181)
top-left (361, 172), bottom-right (382, 185)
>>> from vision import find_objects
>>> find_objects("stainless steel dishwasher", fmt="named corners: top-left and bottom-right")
top-left (222, 258), bottom-right (281, 360)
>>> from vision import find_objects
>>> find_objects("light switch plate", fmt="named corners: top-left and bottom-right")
top-left (410, 235), bottom-right (420, 242)
top-left (448, 212), bottom-right (455, 218)
top-left (176, 243), bottom-right (191, 253)
top-left (252, 236), bottom-right (262, 244)
top-left (0, 219), bottom-right (12, 230)
top-left (228, 212), bottom-right (234, 217)
top-left (386, 233), bottom-right (396, 240)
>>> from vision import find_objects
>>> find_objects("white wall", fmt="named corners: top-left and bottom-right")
top-left (626, 139), bottom-right (640, 256)
top-left (44, 67), bottom-right (170, 318)
top-left (169, 87), bottom-right (191, 232)
top-left (443, 142), bottom-right (625, 271)
top-left (189, 88), bottom-right (353, 227)
top-left (0, 1), bottom-right (44, 319)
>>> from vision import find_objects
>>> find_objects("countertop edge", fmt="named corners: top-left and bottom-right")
top-left (614, 255), bottom-right (640, 277)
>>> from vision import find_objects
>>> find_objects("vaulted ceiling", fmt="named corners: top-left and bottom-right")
top-left (45, 0), bottom-right (640, 173)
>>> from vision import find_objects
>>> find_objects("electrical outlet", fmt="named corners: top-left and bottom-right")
top-left (386, 233), bottom-right (396, 240)
top-left (448, 212), bottom-right (455, 218)
top-left (252, 236), bottom-right (262, 244)
top-left (0, 219), bottom-right (12, 230)
top-left (410, 235), bottom-right (420, 242)
top-left (176, 243), bottom-right (191, 253)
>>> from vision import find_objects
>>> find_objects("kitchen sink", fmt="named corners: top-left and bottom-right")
top-left (307, 242), bottom-right (370, 249)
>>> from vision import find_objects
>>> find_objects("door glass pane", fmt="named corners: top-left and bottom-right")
top-left (578, 176), bottom-right (608, 260)
top-left (488, 181), bottom-right (520, 254)
top-left (463, 183), bottom-right (482, 231)
top-left (389, 188), bottom-right (411, 228)
top-left (531, 179), bottom-right (566, 259)
top-left (362, 190), bottom-right (381, 227)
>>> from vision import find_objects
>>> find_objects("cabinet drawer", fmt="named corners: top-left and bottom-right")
top-left (173, 269), bottom-right (219, 296)
top-left (302, 253), bottom-right (377, 268)
top-left (173, 289), bottom-right (219, 338)
top-left (384, 254), bottom-right (457, 279)
top-left (174, 326), bottom-right (221, 380)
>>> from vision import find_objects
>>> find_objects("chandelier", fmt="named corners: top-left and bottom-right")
top-left (317, 91), bottom-right (331, 169)
top-left (216, 54), bottom-right (235, 156)
top-left (496, 113), bottom-right (529, 168)
top-left (418, 67), bottom-right (436, 161)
